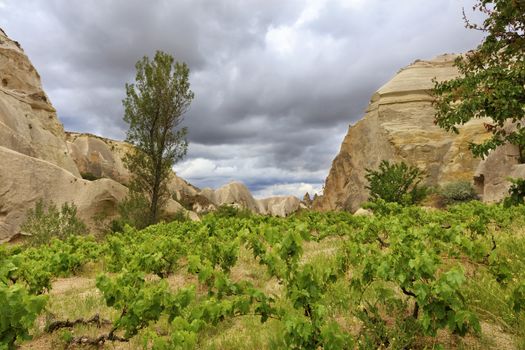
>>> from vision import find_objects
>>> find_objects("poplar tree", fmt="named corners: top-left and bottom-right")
top-left (123, 51), bottom-right (194, 226)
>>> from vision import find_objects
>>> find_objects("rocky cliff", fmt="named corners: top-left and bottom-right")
top-left (0, 29), bottom-right (79, 175)
top-left (314, 54), bottom-right (524, 212)
top-left (0, 29), bottom-right (128, 241)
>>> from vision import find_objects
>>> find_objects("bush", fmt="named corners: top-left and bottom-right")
top-left (111, 193), bottom-right (150, 232)
top-left (21, 200), bottom-right (87, 246)
top-left (212, 204), bottom-right (253, 219)
top-left (365, 160), bottom-right (427, 205)
top-left (503, 177), bottom-right (525, 207)
top-left (439, 181), bottom-right (478, 204)
top-left (80, 172), bottom-right (100, 181)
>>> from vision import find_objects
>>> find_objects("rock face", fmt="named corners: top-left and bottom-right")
top-left (0, 146), bottom-right (128, 241)
top-left (259, 196), bottom-right (302, 217)
top-left (66, 132), bottom-right (132, 184)
top-left (201, 182), bottom-right (263, 213)
top-left (0, 29), bottom-right (128, 241)
top-left (314, 54), bottom-right (496, 212)
top-left (474, 144), bottom-right (525, 203)
top-left (0, 29), bottom-right (80, 176)
top-left (65, 132), bottom-right (199, 200)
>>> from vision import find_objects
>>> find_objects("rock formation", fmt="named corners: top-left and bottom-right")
top-left (313, 54), bottom-right (516, 212)
top-left (259, 196), bottom-right (302, 217)
top-left (0, 147), bottom-right (128, 240)
top-left (65, 132), bottom-right (199, 201)
top-left (0, 29), bottom-right (79, 175)
top-left (0, 29), bottom-right (130, 241)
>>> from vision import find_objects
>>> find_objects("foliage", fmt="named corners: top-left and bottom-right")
top-left (439, 181), bottom-right (478, 204)
top-left (80, 172), bottom-right (100, 181)
top-left (123, 50), bottom-right (194, 226)
top-left (0, 234), bottom-right (101, 349)
top-left (365, 160), bottom-right (427, 205)
top-left (503, 177), bottom-right (525, 207)
top-left (0, 284), bottom-right (46, 349)
top-left (3, 202), bottom-right (525, 348)
top-left (211, 204), bottom-right (253, 219)
top-left (21, 199), bottom-right (87, 246)
top-left (433, 0), bottom-right (525, 162)
top-left (112, 192), bottom-right (151, 231)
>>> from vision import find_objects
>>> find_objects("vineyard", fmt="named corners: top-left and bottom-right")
top-left (1, 201), bottom-right (525, 349)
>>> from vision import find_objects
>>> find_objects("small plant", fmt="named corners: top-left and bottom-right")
top-left (503, 177), bottom-right (525, 207)
top-left (80, 172), bottom-right (100, 181)
top-left (365, 160), bottom-right (427, 205)
top-left (212, 204), bottom-right (253, 219)
top-left (439, 181), bottom-right (478, 204)
top-left (21, 200), bottom-right (87, 246)
top-left (113, 192), bottom-right (151, 230)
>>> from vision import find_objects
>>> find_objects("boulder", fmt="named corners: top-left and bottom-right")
top-left (259, 196), bottom-right (301, 217)
top-left (353, 208), bottom-right (373, 216)
top-left (314, 54), bottom-right (493, 212)
top-left (201, 182), bottom-right (263, 213)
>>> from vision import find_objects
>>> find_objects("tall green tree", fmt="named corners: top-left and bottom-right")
top-left (123, 51), bottom-right (194, 226)
top-left (433, 0), bottom-right (525, 162)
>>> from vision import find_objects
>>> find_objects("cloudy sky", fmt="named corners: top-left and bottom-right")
top-left (1, 0), bottom-right (485, 198)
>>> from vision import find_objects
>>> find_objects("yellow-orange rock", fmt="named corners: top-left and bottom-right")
top-left (314, 55), bottom-right (492, 212)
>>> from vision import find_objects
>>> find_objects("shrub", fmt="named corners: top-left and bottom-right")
top-left (111, 192), bottom-right (150, 231)
top-left (212, 204), bottom-right (253, 219)
top-left (439, 181), bottom-right (478, 204)
top-left (503, 178), bottom-right (525, 207)
top-left (365, 160), bottom-right (427, 205)
top-left (21, 200), bottom-right (87, 246)
top-left (80, 172), bottom-right (100, 181)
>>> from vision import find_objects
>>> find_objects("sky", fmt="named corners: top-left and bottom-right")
top-left (1, 0), bottom-right (486, 198)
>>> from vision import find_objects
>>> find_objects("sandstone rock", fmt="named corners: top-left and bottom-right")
top-left (0, 29), bottom-right (79, 176)
top-left (302, 192), bottom-right (312, 207)
top-left (201, 182), bottom-right (263, 213)
top-left (259, 196), bottom-right (301, 217)
top-left (353, 208), bottom-right (373, 216)
top-left (474, 143), bottom-right (525, 202)
top-left (66, 132), bottom-right (131, 183)
top-left (0, 146), bottom-right (127, 242)
top-left (314, 54), bottom-right (492, 212)
top-left (65, 131), bottom-right (200, 201)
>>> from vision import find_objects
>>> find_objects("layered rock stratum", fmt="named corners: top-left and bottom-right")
top-left (314, 54), bottom-right (524, 211)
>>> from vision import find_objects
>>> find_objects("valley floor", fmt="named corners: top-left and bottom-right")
top-left (3, 202), bottom-right (525, 349)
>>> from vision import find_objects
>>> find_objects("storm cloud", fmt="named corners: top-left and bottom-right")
top-left (1, 0), bottom-right (485, 197)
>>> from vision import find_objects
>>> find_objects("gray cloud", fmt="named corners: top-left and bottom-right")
top-left (1, 0), bottom-right (485, 196)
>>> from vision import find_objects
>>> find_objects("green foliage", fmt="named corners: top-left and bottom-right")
top-left (80, 172), bottom-right (100, 181)
top-left (503, 177), bottom-right (525, 207)
top-left (439, 181), bottom-right (478, 204)
top-left (21, 199), bottom-right (87, 246)
top-left (365, 160), bottom-right (427, 205)
top-left (433, 0), bottom-right (525, 162)
top-left (0, 284), bottom-right (47, 349)
top-left (3, 202), bottom-right (525, 348)
top-left (123, 50), bottom-right (194, 226)
top-left (113, 192), bottom-right (151, 231)
top-left (211, 205), bottom-right (253, 219)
